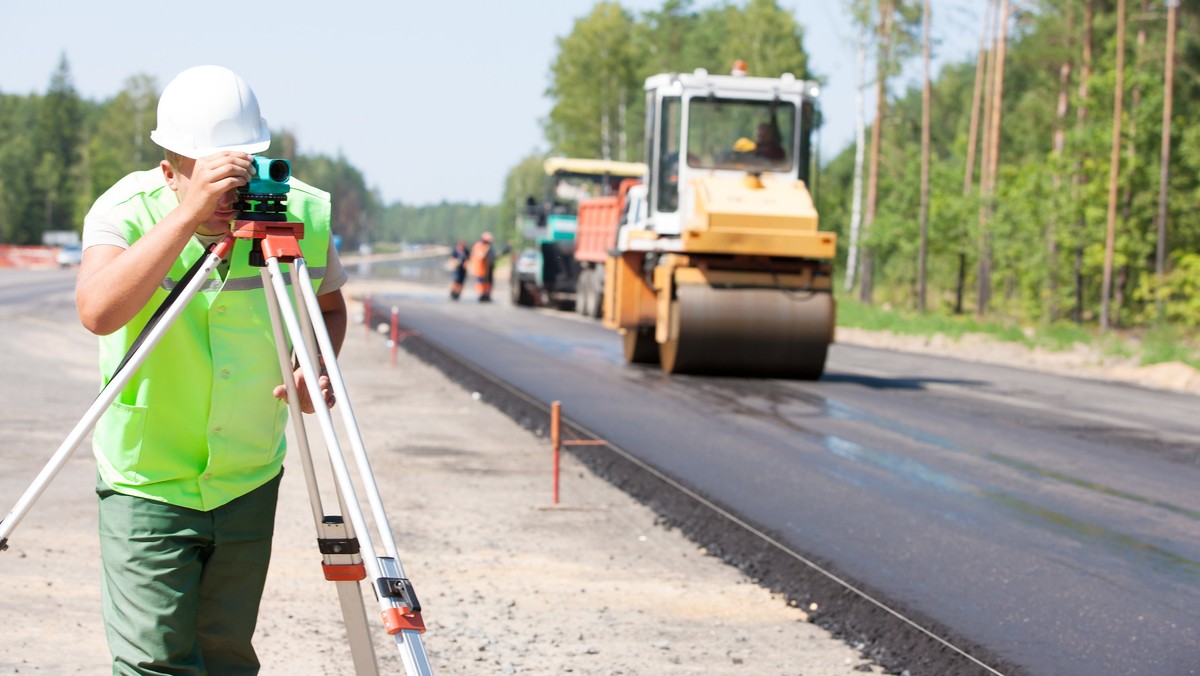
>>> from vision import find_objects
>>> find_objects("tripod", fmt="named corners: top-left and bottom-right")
top-left (0, 215), bottom-right (432, 675)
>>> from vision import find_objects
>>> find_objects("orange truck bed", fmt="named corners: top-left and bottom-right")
top-left (575, 196), bottom-right (621, 263)
top-left (575, 178), bottom-right (639, 264)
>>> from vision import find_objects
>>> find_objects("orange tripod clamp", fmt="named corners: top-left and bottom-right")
top-left (381, 607), bottom-right (426, 635)
top-left (232, 220), bottom-right (306, 263)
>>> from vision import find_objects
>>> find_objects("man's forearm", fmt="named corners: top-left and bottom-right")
top-left (319, 289), bottom-right (348, 356)
top-left (76, 208), bottom-right (203, 335)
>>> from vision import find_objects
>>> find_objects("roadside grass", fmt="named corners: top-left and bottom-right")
top-left (1139, 324), bottom-right (1200, 369)
top-left (835, 297), bottom-right (1200, 370)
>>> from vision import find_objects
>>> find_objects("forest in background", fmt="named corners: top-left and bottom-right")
top-left (2, 0), bottom-right (1196, 334)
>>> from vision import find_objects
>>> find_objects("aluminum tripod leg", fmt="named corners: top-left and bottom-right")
top-left (260, 268), bottom-right (379, 676)
top-left (0, 239), bottom-right (233, 550)
top-left (261, 256), bottom-right (433, 676)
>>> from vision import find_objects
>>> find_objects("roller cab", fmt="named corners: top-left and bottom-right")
top-left (603, 65), bottom-right (836, 378)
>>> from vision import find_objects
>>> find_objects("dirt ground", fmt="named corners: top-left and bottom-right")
top-left (0, 273), bottom-right (878, 675)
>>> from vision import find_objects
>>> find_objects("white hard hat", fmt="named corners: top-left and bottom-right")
top-left (151, 65), bottom-right (271, 159)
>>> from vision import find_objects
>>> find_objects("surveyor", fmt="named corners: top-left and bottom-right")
top-left (468, 231), bottom-right (496, 302)
top-left (75, 64), bottom-right (348, 674)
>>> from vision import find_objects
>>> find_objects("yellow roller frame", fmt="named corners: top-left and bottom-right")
top-left (682, 176), bottom-right (837, 259)
top-left (603, 250), bottom-right (656, 332)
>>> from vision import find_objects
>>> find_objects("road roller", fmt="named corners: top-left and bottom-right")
top-left (599, 64), bottom-right (836, 378)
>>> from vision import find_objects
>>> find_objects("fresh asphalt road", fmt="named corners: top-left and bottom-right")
top-left (363, 265), bottom-right (1199, 676)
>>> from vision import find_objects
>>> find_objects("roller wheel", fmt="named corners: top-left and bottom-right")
top-left (577, 268), bottom-right (592, 316)
top-left (659, 286), bottom-right (833, 379)
top-left (511, 275), bottom-right (535, 307)
top-left (589, 274), bottom-right (605, 320)
top-left (622, 326), bottom-right (659, 365)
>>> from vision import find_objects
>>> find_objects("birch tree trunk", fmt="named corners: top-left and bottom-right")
top-left (1155, 0), bottom-right (1178, 320)
top-left (1114, 0), bottom-right (1150, 320)
top-left (1100, 0), bottom-right (1127, 331)
top-left (845, 30), bottom-right (868, 292)
top-left (918, 0), bottom-right (931, 313)
top-left (1072, 0), bottom-right (1094, 324)
top-left (959, 3), bottom-right (992, 314)
top-left (1124, 1), bottom-right (1149, 223)
top-left (1048, 47), bottom-right (1072, 322)
top-left (860, 0), bottom-right (893, 305)
top-left (963, 1), bottom-right (991, 195)
top-left (976, 0), bottom-right (1003, 316)
top-left (618, 88), bottom-right (627, 162)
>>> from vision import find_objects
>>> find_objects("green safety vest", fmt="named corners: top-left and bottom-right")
top-left (91, 170), bottom-right (332, 511)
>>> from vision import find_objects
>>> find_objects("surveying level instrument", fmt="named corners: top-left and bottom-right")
top-left (0, 156), bottom-right (433, 675)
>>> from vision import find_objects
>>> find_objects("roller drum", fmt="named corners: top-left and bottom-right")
top-left (660, 285), bottom-right (833, 379)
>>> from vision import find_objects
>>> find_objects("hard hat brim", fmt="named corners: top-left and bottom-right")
top-left (152, 130), bottom-right (271, 160)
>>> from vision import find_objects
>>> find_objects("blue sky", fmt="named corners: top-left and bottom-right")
top-left (1, 1), bottom-right (981, 206)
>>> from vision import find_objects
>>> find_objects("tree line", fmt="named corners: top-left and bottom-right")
top-left (0, 56), bottom-right (499, 252)
top-left (821, 0), bottom-right (1199, 331)
top-left (510, 0), bottom-right (1198, 332)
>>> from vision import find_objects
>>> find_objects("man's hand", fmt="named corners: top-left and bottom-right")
top-left (274, 366), bottom-right (335, 414)
top-left (76, 152), bottom-right (254, 335)
top-left (175, 152), bottom-right (253, 231)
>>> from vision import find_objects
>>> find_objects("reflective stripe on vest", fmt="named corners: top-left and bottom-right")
top-left (161, 267), bottom-right (327, 293)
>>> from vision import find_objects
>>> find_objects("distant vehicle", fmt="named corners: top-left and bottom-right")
top-left (573, 177), bottom-right (643, 319)
top-left (598, 64), bottom-right (836, 378)
top-left (510, 158), bottom-right (646, 310)
top-left (510, 250), bottom-right (541, 306)
top-left (56, 244), bottom-right (82, 268)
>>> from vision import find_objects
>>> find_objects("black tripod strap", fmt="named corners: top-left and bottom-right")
top-left (107, 244), bottom-right (219, 384)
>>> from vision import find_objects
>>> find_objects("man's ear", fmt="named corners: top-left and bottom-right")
top-left (161, 160), bottom-right (178, 191)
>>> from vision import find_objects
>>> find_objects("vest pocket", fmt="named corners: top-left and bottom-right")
top-left (93, 402), bottom-right (148, 480)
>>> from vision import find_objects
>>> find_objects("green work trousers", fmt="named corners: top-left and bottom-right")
top-left (97, 473), bottom-right (281, 676)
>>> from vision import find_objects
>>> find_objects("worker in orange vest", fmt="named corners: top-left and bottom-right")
top-left (467, 232), bottom-right (496, 302)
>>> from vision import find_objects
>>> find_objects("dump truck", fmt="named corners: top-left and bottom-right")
top-left (510, 158), bottom-right (646, 309)
top-left (573, 176), bottom-right (641, 318)
top-left (600, 66), bottom-right (836, 378)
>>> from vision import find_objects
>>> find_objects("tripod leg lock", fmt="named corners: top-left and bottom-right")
top-left (377, 574), bottom-right (425, 634)
top-left (318, 537), bottom-right (361, 556)
top-left (377, 576), bottom-right (421, 613)
top-left (317, 517), bottom-right (366, 581)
